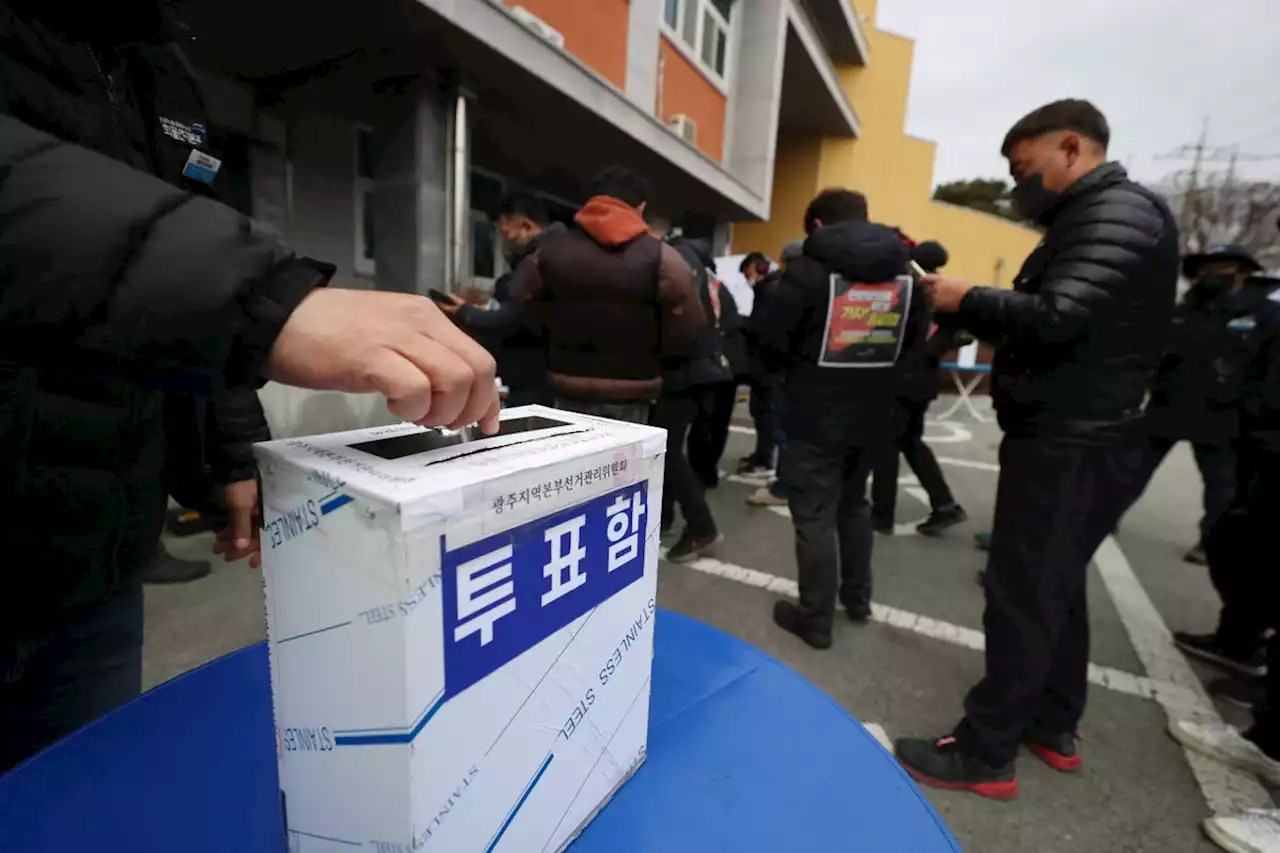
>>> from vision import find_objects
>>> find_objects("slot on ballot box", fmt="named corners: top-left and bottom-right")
top-left (254, 406), bottom-right (667, 852)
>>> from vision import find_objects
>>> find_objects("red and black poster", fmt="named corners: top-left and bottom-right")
top-left (818, 274), bottom-right (913, 368)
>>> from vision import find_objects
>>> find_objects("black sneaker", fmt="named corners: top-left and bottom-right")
top-left (144, 544), bottom-right (211, 585)
top-left (843, 597), bottom-right (872, 623)
top-left (872, 519), bottom-right (894, 535)
top-left (1183, 544), bottom-right (1208, 566)
top-left (916, 505), bottom-right (968, 537)
top-left (894, 735), bottom-right (1018, 800)
top-left (1173, 631), bottom-right (1267, 678)
top-left (772, 600), bottom-right (833, 650)
top-left (1208, 675), bottom-right (1266, 711)
top-left (665, 531), bottom-right (723, 564)
top-left (1023, 726), bottom-right (1081, 772)
top-left (736, 458), bottom-right (774, 478)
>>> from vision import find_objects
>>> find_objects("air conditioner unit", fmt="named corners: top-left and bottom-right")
top-left (668, 114), bottom-right (697, 146)
top-left (511, 6), bottom-right (566, 49)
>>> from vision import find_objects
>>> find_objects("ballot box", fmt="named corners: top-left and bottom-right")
top-left (254, 406), bottom-right (666, 853)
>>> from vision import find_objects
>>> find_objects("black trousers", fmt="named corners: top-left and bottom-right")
top-left (1, 578), bottom-right (144, 772)
top-left (1206, 443), bottom-right (1280, 663)
top-left (786, 437), bottom-right (874, 621)
top-left (1205, 443), bottom-right (1280, 753)
top-left (653, 392), bottom-right (718, 538)
top-left (688, 382), bottom-right (737, 487)
top-left (955, 437), bottom-right (1138, 766)
top-left (1125, 434), bottom-right (1236, 544)
top-left (871, 399), bottom-right (958, 525)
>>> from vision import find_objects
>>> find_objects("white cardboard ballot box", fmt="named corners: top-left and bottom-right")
top-left (254, 406), bottom-right (666, 853)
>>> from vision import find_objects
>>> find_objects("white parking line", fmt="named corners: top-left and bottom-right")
top-left (1091, 538), bottom-right (1272, 815)
top-left (863, 722), bottom-right (893, 752)
top-left (674, 555), bottom-right (1193, 706)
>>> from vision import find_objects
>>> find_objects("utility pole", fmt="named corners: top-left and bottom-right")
top-left (1181, 118), bottom-right (1209, 239)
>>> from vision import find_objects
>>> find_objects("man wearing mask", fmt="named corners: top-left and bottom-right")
top-left (1123, 245), bottom-right (1263, 567)
top-left (443, 193), bottom-right (563, 406)
top-left (762, 190), bottom-right (927, 650)
top-left (735, 252), bottom-right (782, 476)
top-left (895, 100), bottom-right (1178, 797)
top-left (1167, 269), bottom-right (1280, 852)
top-left (871, 239), bottom-right (968, 536)
top-left (0, 0), bottom-right (499, 771)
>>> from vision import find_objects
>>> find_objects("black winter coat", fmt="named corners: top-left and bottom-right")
top-left (457, 223), bottom-right (565, 395)
top-left (1, 0), bottom-right (328, 638)
top-left (1239, 281), bottom-right (1280, 455)
top-left (744, 270), bottom-right (783, 381)
top-left (663, 237), bottom-right (733, 394)
top-left (955, 163), bottom-right (1178, 445)
top-left (1143, 280), bottom-right (1275, 446)
top-left (760, 221), bottom-right (923, 447)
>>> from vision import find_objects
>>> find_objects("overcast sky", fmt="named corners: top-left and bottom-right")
top-left (875, 0), bottom-right (1280, 189)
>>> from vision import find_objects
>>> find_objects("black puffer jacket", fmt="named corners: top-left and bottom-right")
top-left (1143, 279), bottom-right (1275, 445)
top-left (760, 221), bottom-right (924, 447)
top-left (955, 163), bottom-right (1178, 445)
top-left (664, 237), bottom-right (732, 394)
top-left (1, 0), bottom-right (329, 639)
top-left (1240, 280), bottom-right (1280, 454)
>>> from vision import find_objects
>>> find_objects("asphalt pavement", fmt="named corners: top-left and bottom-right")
top-left (145, 400), bottom-right (1274, 852)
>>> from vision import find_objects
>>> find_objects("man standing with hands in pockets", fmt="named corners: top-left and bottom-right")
top-left (894, 100), bottom-right (1179, 798)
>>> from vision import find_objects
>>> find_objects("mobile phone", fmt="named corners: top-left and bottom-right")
top-left (427, 288), bottom-right (453, 305)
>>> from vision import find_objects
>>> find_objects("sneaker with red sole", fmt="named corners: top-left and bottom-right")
top-left (894, 735), bottom-right (1019, 800)
top-left (1024, 727), bottom-right (1082, 772)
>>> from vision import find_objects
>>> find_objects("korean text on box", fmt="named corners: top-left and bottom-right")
top-left (254, 406), bottom-right (666, 853)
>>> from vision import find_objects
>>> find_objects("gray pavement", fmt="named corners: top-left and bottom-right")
top-left (143, 402), bottom-right (1272, 852)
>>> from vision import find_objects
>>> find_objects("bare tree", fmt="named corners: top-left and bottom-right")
top-left (1160, 168), bottom-right (1280, 270)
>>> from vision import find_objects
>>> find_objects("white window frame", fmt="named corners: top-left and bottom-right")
top-left (660, 0), bottom-right (732, 92)
top-left (354, 126), bottom-right (377, 277)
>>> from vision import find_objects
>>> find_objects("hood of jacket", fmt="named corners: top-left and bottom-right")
top-left (575, 196), bottom-right (649, 247)
top-left (803, 221), bottom-right (910, 282)
top-left (671, 236), bottom-right (714, 272)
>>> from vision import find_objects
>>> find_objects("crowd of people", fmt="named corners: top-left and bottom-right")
top-left (2, 2), bottom-right (1278, 848)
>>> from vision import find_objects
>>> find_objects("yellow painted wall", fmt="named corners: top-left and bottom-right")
top-left (732, 134), bottom-right (822, 260)
top-left (734, 0), bottom-right (1041, 286)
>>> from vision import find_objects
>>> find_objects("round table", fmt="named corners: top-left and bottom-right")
top-left (0, 610), bottom-right (959, 852)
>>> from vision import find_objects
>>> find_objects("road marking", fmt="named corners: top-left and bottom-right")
top-left (728, 420), bottom-right (972, 444)
top-left (675, 555), bottom-right (1194, 706)
top-left (1091, 537), bottom-right (1272, 815)
top-left (863, 722), bottom-right (893, 752)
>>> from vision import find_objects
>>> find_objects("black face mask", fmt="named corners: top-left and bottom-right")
top-left (502, 235), bottom-right (529, 267)
top-left (1010, 173), bottom-right (1060, 224)
top-left (1197, 273), bottom-right (1236, 295)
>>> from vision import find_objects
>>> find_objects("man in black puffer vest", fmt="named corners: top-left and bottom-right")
top-left (896, 100), bottom-right (1178, 798)
top-left (519, 166), bottom-right (705, 425)
top-left (0, 0), bottom-right (501, 771)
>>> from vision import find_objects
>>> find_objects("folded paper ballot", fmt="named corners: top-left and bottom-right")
top-left (255, 406), bottom-right (666, 852)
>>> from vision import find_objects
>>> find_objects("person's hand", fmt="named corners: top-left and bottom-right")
top-left (265, 289), bottom-right (500, 433)
top-left (922, 275), bottom-right (974, 313)
top-left (213, 478), bottom-right (261, 568)
top-left (438, 292), bottom-right (466, 319)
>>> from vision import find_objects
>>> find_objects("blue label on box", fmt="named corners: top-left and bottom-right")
top-left (441, 481), bottom-right (648, 698)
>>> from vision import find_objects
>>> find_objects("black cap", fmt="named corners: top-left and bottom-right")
top-left (1182, 244), bottom-right (1262, 279)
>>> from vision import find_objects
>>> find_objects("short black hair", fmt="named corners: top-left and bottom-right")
top-left (498, 191), bottom-right (548, 226)
top-left (912, 241), bottom-right (949, 274)
top-left (739, 252), bottom-right (770, 275)
top-left (1001, 99), bottom-right (1110, 157)
top-left (588, 165), bottom-right (653, 209)
top-left (803, 188), bottom-right (868, 234)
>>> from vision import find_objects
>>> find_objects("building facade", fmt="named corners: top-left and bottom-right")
top-left (178, 0), bottom-right (1035, 434)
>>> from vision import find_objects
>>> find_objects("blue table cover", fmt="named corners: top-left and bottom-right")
top-left (0, 610), bottom-right (959, 852)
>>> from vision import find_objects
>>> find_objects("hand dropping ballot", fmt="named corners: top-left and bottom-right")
top-left (255, 407), bottom-right (666, 852)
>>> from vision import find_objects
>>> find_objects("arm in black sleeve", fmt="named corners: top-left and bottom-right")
top-left (953, 195), bottom-right (1165, 346)
top-left (758, 264), bottom-right (809, 362)
top-left (206, 388), bottom-right (272, 484)
top-left (0, 115), bottom-right (329, 391)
